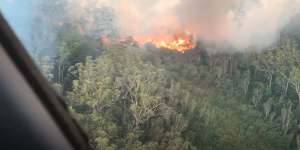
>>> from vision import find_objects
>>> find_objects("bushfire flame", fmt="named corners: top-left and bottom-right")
top-left (101, 31), bottom-right (196, 53)
top-left (136, 31), bottom-right (196, 53)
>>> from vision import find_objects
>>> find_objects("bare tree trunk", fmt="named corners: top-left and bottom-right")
top-left (268, 73), bottom-right (273, 89)
top-left (295, 84), bottom-right (300, 105)
top-left (284, 77), bottom-right (290, 96)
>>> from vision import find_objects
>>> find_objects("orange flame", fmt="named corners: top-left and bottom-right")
top-left (100, 35), bottom-right (110, 44)
top-left (135, 31), bottom-right (196, 53)
top-left (100, 31), bottom-right (196, 53)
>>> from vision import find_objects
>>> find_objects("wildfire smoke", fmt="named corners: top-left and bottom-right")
top-left (70, 0), bottom-right (300, 50)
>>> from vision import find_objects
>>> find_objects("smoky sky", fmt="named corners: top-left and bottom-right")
top-left (1, 0), bottom-right (300, 51)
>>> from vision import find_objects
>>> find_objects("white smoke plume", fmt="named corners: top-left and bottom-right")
top-left (68, 0), bottom-right (300, 49)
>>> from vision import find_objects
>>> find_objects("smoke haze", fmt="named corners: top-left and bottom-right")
top-left (1, 0), bottom-right (300, 50)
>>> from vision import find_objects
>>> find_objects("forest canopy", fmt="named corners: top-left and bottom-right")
top-left (49, 37), bottom-right (300, 150)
